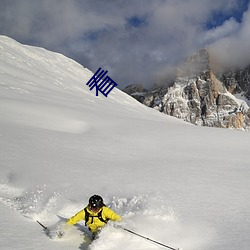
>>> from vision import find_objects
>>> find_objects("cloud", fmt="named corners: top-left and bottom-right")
top-left (0, 0), bottom-right (249, 88)
top-left (200, 18), bottom-right (240, 45)
top-left (209, 4), bottom-right (250, 69)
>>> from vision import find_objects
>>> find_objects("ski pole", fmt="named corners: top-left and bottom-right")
top-left (122, 227), bottom-right (180, 250)
top-left (37, 220), bottom-right (48, 231)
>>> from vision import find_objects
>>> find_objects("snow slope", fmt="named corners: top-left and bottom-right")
top-left (0, 35), bottom-right (250, 250)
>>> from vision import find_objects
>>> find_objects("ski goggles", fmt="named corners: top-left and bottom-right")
top-left (89, 205), bottom-right (101, 212)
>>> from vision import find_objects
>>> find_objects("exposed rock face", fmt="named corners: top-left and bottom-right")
top-left (123, 84), bottom-right (146, 95)
top-left (217, 66), bottom-right (250, 99)
top-left (123, 49), bottom-right (250, 130)
top-left (123, 84), bottom-right (147, 103)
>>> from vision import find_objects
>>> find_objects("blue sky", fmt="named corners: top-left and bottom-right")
top-left (206, 0), bottom-right (249, 28)
top-left (0, 0), bottom-right (249, 88)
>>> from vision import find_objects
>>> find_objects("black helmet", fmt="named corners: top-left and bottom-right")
top-left (89, 195), bottom-right (104, 210)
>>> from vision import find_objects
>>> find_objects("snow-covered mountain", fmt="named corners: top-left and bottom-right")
top-left (124, 49), bottom-right (250, 130)
top-left (0, 36), bottom-right (250, 250)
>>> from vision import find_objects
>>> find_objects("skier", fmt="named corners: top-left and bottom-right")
top-left (66, 194), bottom-right (121, 239)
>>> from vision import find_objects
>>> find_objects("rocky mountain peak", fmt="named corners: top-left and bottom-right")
top-left (123, 49), bottom-right (250, 130)
top-left (177, 49), bottom-right (210, 78)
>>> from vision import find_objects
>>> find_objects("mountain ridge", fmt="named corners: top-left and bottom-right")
top-left (123, 49), bottom-right (250, 130)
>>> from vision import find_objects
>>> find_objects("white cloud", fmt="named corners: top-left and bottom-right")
top-left (201, 18), bottom-right (240, 45)
top-left (209, 5), bottom-right (250, 68)
top-left (0, 0), bottom-right (249, 87)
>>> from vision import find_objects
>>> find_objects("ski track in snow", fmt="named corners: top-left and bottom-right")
top-left (0, 99), bottom-right (91, 134)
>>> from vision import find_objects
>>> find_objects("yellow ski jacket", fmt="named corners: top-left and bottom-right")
top-left (67, 206), bottom-right (121, 233)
